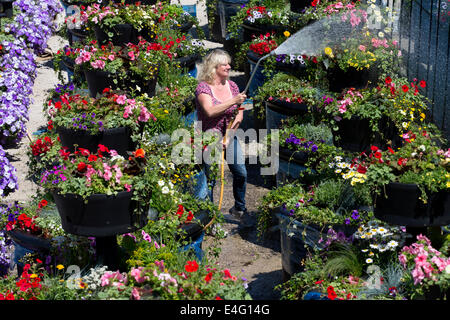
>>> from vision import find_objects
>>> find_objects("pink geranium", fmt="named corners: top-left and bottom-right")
top-left (91, 59), bottom-right (105, 69)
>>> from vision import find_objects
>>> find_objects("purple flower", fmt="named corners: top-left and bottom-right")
top-left (344, 218), bottom-right (351, 225)
top-left (351, 210), bottom-right (360, 220)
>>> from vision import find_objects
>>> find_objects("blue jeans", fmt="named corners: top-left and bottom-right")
top-left (193, 136), bottom-right (247, 212)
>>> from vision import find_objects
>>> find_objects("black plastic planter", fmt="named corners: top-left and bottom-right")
top-left (289, 0), bottom-right (310, 13)
top-left (67, 27), bottom-right (89, 46)
top-left (7, 230), bottom-right (52, 252)
top-left (84, 69), bottom-right (119, 98)
top-left (94, 24), bottom-right (138, 46)
top-left (0, 0), bottom-right (14, 18)
top-left (332, 116), bottom-right (400, 153)
top-left (242, 20), bottom-right (286, 43)
top-left (177, 210), bottom-right (212, 242)
top-left (56, 126), bottom-right (135, 157)
top-left (51, 190), bottom-right (148, 237)
top-left (175, 53), bottom-right (200, 72)
top-left (265, 99), bottom-right (310, 131)
top-left (278, 209), bottom-right (357, 281)
top-left (332, 116), bottom-right (372, 152)
top-left (374, 183), bottom-right (450, 227)
top-left (327, 66), bottom-right (373, 93)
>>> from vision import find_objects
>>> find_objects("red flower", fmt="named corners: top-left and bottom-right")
top-left (397, 157), bottom-right (407, 166)
top-left (370, 145), bottom-right (378, 152)
top-left (387, 147), bottom-right (395, 154)
top-left (223, 269), bottom-right (232, 279)
top-left (419, 80), bottom-right (426, 88)
top-left (357, 164), bottom-right (367, 174)
top-left (204, 272), bottom-right (213, 283)
top-left (385, 76), bottom-right (392, 84)
top-left (402, 85), bottom-right (409, 92)
top-left (38, 199), bottom-right (48, 209)
top-left (77, 162), bottom-right (87, 172)
top-left (184, 260), bottom-right (199, 273)
top-left (315, 280), bottom-right (324, 285)
top-left (311, 0), bottom-right (319, 6)
top-left (215, 296), bottom-right (223, 300)
top-left (88, 154), bottom-right (98, 162)
top-left (327, 286), bottom-right (337, 300)
top-left (374, 151), bottom-right (382, 159)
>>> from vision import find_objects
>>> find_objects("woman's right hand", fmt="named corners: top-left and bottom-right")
top-left (233, 93), bottom-right (247, 105)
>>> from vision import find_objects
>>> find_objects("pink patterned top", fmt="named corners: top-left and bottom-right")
top-left (195, 80), bottom-right (240, 135)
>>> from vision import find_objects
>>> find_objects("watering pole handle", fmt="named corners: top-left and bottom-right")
top-left (243, 53), bottom-right (273, 94)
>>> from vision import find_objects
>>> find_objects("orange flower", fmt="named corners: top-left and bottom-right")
top-left (134, 149), bottom-right (145, 158)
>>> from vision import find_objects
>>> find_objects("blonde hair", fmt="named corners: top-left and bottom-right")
top-left (197, 49), bottom-right (232, 84)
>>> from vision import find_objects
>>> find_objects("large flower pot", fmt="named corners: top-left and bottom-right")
top-left (51, 190), bottom-right (148, 237)
top-left (277, 208), bottom-right (356, 281)
top-left (94, 24), bottom-right (139, 46)
top-left (289, 0), bottom-right (310, 13)
top-left (84, 69), bottom-right (119, 98)
top-left (68, 27), bottom-right (89, 46)
top-left (242, 20), bottom-right (286, 43)
top-left (175, 53), bottom-right (200, 78)
top-left (0, 0), bottom-right (14, 18)
top-left (374, 183), bottom-right (450, 227)
top-left (177, 210), bottom-right (212, 242)
top-left (209, 0), bottom-right (250, 42)
top-left (332, 116), bottom-right (401, 153)
top-left (56, 126), bottom-right (135, 157)
top-left (265, 98), bottom-right (310, 131)
top-left (7, 230), bottom-right (52, 274)
top-left (327, 66), bottom-right (373, 93)
top-left (180, 231), bottom-right (205, 261)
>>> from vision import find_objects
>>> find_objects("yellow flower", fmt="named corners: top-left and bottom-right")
top-left (283, 31), bottom-right (290, 37)
top-left (164, 109), bottom-right (169, 114)
top-left (56, 264), bottom-right (64, 270)
top-left (324, 47), bottom-right (334, 58)
top-left (30, 274), bottom-right (38, 278)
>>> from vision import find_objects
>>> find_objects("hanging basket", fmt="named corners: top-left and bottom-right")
top-left (51, 190), bottom-right (148, 237)
top-left (374, 183), bottom-right (450, 227)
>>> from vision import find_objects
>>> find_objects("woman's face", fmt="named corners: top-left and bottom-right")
top-left (215, 59), bottom-right (231, 79)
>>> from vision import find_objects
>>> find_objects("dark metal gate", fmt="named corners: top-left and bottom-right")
top-left (393, 0), bottom-right (450, 140)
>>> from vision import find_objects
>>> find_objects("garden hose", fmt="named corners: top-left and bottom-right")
top-left (203, 107), bottom-right (244, 231)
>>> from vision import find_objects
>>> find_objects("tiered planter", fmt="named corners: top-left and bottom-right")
top-left (56, 126), bottom-right (135, 157)
top-left (374, 183), bottom-right (450, 227)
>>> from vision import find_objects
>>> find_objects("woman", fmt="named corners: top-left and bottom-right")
top-left (194, 49), bottom-right (248, 221)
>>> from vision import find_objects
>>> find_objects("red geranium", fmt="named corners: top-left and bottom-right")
top-left (327, 286), bottom-right (337, 300)
top-left (204, 272), bottom-right (213, 283)
top-left (38, 199), bottom-right (48, 209)
top-left (184, 260), bottom-right (199, 273)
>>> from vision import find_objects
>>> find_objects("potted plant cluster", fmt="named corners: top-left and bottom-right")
top-left (0, 0), bottom-right (256, 301)
top-left (246, 0), bottom-right (450, 301)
